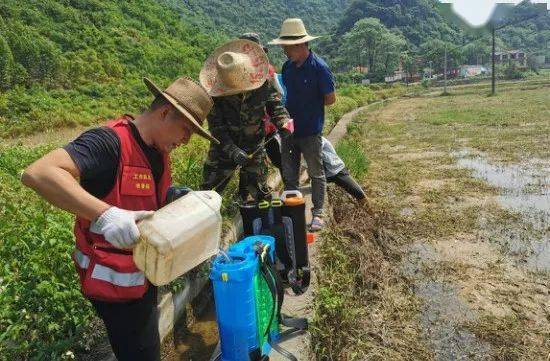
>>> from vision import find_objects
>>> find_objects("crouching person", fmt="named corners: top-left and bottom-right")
top-left (321, 137), bottom-right (367, 203)
top-left (21, 77), bottom-right (218, 361)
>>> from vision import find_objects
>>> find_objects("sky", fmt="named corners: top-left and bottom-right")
top-left (440, 1), bottom-right (549, 26)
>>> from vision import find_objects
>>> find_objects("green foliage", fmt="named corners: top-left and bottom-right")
top-left (336, 136), bottom-right (370, 179)
top-left (161, 0), bottom-right (350, 47)
top-left (334, 71), bottom-right (367, 84)
top-left (324, 83), bottom-right (414, 131)
top-left (419, 39), bottom-right (465, 72)
top-left (160, 0), bottom-right (351, 66)
top-left (341, 17), bottom-right (406, 81)
top-left (0, 0), bottom-right (224, 138)
top-left (0, 145), bottom-right (97, 359)
top-left (498, 1), bottom-right (550, 56)
top-left (502, 63), bottom-right (527, 80)
top-left (421, 79), bottom-right (432, 88)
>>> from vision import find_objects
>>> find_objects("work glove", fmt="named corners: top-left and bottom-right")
top-left (166, 186), bottom-right (192, 204)
top-left (279, 118), bottom-right (294, 139)
top-left (90, 207), bottom-right (154, 248)
top-left (279, 127), bottom-right (292, 140)
top-left (225, 144), bottom-right (250, 166)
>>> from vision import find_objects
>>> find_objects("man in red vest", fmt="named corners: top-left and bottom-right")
top-left (21, 77), bottom-right (218, 361)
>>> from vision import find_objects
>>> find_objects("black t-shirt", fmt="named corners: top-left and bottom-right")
top-left (64, 121), bottom-right (164, 199)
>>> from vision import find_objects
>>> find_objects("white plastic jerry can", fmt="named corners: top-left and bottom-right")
top-left (134, 190), bottom-right (222, 286)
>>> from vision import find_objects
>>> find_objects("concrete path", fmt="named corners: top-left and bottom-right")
top-left (269, 185), bottom-right (316, 361)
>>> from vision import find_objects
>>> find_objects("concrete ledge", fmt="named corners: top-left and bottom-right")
top-left (157, 212), bottom-right (242, 343)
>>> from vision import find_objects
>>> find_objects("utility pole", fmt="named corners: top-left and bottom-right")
top-left (491, 25), bottom-right (496, 96)
top-left (444, 45), bottom-right (448, 94)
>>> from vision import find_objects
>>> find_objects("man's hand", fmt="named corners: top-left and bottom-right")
top-left (226, 145), bottom-right (250, 166)
top-left (279, 119), bottom-right (294, 139)
top-left (279, 127), bottom-right (292, 139)
top-left (90, 207), bottom-right (154, 248)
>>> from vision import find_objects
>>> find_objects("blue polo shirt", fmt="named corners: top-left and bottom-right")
top-left (282, 51), bottom-right (335, 137)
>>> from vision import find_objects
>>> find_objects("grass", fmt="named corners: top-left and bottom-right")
top-left (311, 189), bottom-right (432, 360)
top-left (312, 81), bottom-right (550, 360)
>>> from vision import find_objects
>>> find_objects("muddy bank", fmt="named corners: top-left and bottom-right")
top-left (311, 187), bottom-right (432, 360)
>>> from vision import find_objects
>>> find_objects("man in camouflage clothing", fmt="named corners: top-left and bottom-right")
top-left (199, 36), bottom-right (291, 201)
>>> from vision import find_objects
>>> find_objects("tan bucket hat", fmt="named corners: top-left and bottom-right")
top-left (199, 39), bottom-right (269, 97)
top-left (143, 77), bottom-right (219, 144)
top-left (268, 18), bottom-right (320, 45)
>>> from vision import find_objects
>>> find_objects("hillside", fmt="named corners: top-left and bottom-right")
top-left (498, 1), bottom-right (550, 60)
top-left (161, 0), bottom-right (351, 44)
top-left (334, 0), bottom-right (459, 45)
top-left (0, 0), bottom-right (224, 137)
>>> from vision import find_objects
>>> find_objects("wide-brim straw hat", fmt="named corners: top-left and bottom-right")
top-left (268, 18), bottom-right (320, 45)
top-left (144, 77), bottom-right (219, 144)
top-left (199, 39), bottom-right (269, 97)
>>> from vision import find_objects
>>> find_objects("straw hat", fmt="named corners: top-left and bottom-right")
top-left (199, 39), bottom-right (269, 97)
top-left (268, 18), bottom-right (320, 45)
top-left (144, 77), bottom-right (219, 144)
top-left (239, 32), bottom-right (268, 53)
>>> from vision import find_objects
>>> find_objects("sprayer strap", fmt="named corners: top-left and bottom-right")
top-left (259, 254), bottom-right (308, 361)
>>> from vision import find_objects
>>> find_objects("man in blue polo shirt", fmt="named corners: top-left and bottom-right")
top-left (269, 18), bottom-right (336, 231)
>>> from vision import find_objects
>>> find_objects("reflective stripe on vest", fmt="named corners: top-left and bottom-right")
top-left (74, 249), bottom-right (145, 287)
top-left (91, 264), bottom-right (145, 287)
top-left (74, 249), bottom-right (90, 269)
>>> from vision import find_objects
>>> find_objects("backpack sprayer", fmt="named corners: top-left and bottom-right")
top-left (210, 235), bottom-right (306, 361)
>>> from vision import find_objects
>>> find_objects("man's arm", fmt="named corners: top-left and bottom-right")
top-left (324, 92), bottom-right (336, 106)
top-left (318, 61), bottom-right (336, 106)
top-left (21, 148), bottom-right (110, 221)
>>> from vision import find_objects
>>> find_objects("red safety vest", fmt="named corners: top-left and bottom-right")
top-left (72, 116), bottom-right (171, 302)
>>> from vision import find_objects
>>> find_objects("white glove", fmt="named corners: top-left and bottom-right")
top-left (90, 207), bottom-right (154, 248)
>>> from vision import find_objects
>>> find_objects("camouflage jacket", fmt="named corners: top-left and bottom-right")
top-left (207, 79), bottom-right (289, 153)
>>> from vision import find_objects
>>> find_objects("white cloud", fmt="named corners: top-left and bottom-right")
top-left (440, 0), bottom-right (549, 27)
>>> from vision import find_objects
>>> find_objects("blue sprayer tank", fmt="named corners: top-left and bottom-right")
top-left (210, 235), bottom-right (277, 361)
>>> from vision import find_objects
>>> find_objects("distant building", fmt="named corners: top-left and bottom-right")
top-left (352, 66), bottom-right (369, 74)
top-left (495, 50), bottom-right (527, 67)
top-left (459, 65), bottom-right (489, 77)
top-left (385, 70), bottom-right (405, 83)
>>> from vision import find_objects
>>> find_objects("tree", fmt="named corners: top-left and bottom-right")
top-left (461, 40), bottom-right (491, 65)
top-left (341, 17), bottom-right (406, 80)
top-left (420, 39), bottom-right (464, 72)
top-left (0, 35), bottom-right (14, 90)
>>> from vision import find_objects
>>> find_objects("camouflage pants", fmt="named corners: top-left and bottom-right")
top-left (201, 145), bottom-right (270, 201)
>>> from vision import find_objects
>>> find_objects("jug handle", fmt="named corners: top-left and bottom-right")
top-left (280, 190), bottom-right (303, 200)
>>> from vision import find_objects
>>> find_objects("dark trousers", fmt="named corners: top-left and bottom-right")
top-left (265, 134), bottom-right (282, 171)
top-left (90, 285), bottom-right (160, 361)
top-left (282, 134), bottom-right (326, 217)
top-left (326, 167), bottom-right (366, 200)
